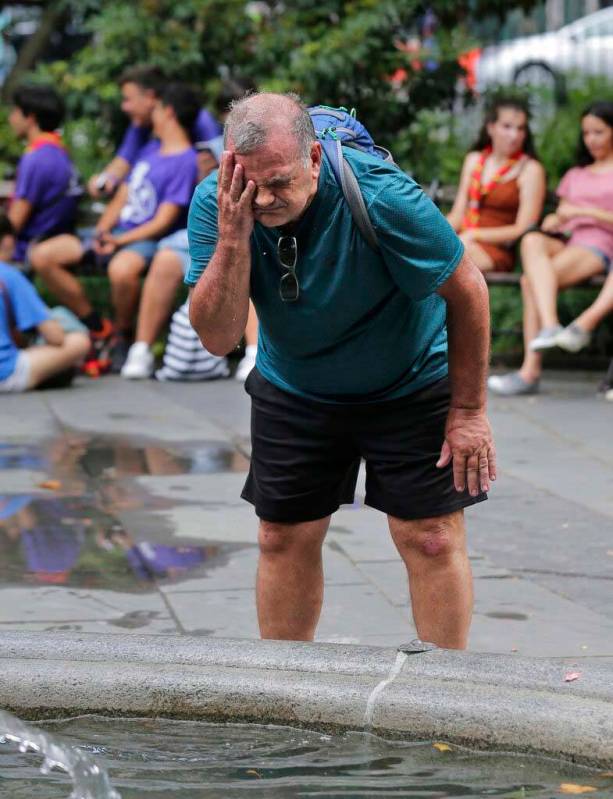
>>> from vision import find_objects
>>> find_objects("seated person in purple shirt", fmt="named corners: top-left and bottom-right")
top-left (7, 85), bottom-right (80, 265)
top-left (121, 76), bottom-right (257, 379)
top-left (30, 84), bottom-right (199, 371)
top-left (0, 216), bottom-right (90, 393)
top-left (87, 65), bottom-right (221, 198)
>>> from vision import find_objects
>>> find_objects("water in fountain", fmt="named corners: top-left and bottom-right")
top-left (0, 709), bottom-right (120, 799)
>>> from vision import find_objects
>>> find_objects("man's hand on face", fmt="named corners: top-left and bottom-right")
top-left (436, 407), bottom-right (496, 496)
top-left (218, 151), bottom-right (256, 243)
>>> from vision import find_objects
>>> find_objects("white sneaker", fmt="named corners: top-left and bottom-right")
top-left (529, 325), bottom-right (564, 352)
top-left (555, 323), bottom-right (592, 353)
top-left (235, 345), bottom-right (257, 382)
top-left (121, 342), bottom-right (154, 379)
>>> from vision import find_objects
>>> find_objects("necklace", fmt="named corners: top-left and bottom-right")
top-left (461, 146), bottom-right (524, 230)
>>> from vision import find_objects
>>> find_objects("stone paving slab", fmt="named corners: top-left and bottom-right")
top-left (46, 379), bottom-right (227, 442)
top-left (0, 586), bottom-right (172, 627)
top-left (158, 542), bottom-right (367, 594)
top-left (0, 372), bottom-right (611, 658)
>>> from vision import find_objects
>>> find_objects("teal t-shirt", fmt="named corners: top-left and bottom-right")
top-left (186, 148), bottom-right (464, 403)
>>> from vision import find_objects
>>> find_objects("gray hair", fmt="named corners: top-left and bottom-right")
top-left (223, 91), bottom-right (316, 163)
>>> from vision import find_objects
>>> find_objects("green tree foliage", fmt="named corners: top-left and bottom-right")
top-left (1, 0), bottom-right (544, 179)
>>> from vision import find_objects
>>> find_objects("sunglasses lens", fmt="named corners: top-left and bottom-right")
top-left (277, 236), bottom-right (297, 267)
top-left (279, 272), bottom-right (299, 302)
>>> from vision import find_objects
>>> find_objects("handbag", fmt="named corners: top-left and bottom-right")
top-left (155, 300), bottom-right (230, 382)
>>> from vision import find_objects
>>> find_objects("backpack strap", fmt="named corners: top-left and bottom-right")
top-left (322, 138), bottom-right (380, 252)
top-left (335, 140), bottom-right (380, 252)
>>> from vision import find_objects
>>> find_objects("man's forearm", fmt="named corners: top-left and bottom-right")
top-left (445, 267), bottom-right (490, 410)
top-left (189, 239), bottom-right (251, 356)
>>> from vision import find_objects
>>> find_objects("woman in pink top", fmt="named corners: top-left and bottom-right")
top-left (490, 101), bottom-right (613, 395)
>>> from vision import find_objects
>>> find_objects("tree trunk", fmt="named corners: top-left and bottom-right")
top-left (1, 2), bottom-right (66, 103)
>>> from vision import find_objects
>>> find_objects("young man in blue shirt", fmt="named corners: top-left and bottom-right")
top-left (0, 216), bottom-right (89, 392)
top-left (187, 93), bottom-right (496, 649)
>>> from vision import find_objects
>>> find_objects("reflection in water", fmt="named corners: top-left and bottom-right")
top-left (0, 435), bottom-right (250, 593)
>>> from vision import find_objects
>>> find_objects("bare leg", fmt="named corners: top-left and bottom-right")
top-left (558, 254), bottom-right (612, 333)
top-left (388, 510), bottom-right (472, 649)
top-left (256, 516), bottom-right (330, 640)
top-left (520, 233), bottom-right (565, 329)
top-left (25, 332), bottom-right (91, 389)
top-left (135, 249), bottom-right (183, 344)
top-left (108, 250), bottom-right (147, 333)
top-left (29, 236), bottom-right (91, 318)
top-left (518, 274), bottom-right (543, 382)
top-left (463, 241), bottom-right (495, 273)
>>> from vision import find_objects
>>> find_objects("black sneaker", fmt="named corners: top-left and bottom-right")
top-left (108, 335), bottom-right (131, 374)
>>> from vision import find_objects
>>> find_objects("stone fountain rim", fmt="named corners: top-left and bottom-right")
top-left (0, 631), bottom-right (611, 769)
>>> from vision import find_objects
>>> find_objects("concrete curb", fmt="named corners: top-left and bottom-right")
top-left (0, 632), bottom-right (611, 768)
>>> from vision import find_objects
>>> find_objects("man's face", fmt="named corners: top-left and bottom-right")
top-left (120, 82), bottom-right (157, 126)
top-left (232, 136), bottom-right (322, 228)
top-left (8, 106), bottom-right (28, 138)
top-left (0, 233), bottom-right (15, 261)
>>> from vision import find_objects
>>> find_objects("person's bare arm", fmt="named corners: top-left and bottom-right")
top-left (436, 253), bottom-right (496, 495)
top-left (87, 156), bottom-right (131, 198)
top-left (112, 202), bottom-right (181, 246)
top-left (465, 160), bottom-right (546, 245)
top-left (557, 200), bottom-right (613, 226)
top-left (37, 318), bottom-right (64, 346)
top-left (446, 152), bottom-right (480, 231)
top-left (95, 182), bottom-right (129, 235)
top-left (190, 152), bottom-right (256, 356)
top-left (7, 198), bottom-right (32, 234)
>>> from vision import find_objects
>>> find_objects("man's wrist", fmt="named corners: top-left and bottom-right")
top-left (449, 403), bottom-right (486, 413)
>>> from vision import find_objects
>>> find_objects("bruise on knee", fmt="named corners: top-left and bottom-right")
top-left (393, 514), bottom-right (462, 560)
top-left (420, 529), bottom-right (451, 558)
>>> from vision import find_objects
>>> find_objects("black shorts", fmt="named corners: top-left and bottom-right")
top-left (241, 369), bottom-right (487, 523)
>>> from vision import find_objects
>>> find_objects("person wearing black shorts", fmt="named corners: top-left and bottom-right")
top-left (187, 93), bottom-right (496, 649)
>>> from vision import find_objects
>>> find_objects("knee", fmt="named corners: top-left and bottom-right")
top-left (258, 521), bottom-right (296, 556)
top-left (520, 232), bottom-right (543, 259)
top-left (396, 517), bottom-right (461, 561)
top-left (108, 258), bottom-right (139, 285)
top-left (150, 250), bottom-right (182, 279)
top-left (66, 332), bottom-right (91, 360)
top-left (29, 243), bottom-right (51, 274)
top-left (258, 520), bottom-right (325, 559)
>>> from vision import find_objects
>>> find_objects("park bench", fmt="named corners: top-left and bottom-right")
top-left (484, 271), bottom-right (605, 288)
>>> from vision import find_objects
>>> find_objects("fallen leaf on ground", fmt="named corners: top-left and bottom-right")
top-left (433, 742), bottom-right (452, 752)
top-left (564, 672), bottom-right (581, 682)
top-left (559, 784), bottom-right (597, 794)
top-left (38, 480), bottom-right (62, 491)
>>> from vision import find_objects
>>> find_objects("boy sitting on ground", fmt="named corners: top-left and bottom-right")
top-left (30, 83), bottom-right (200, 372)
top-left (0, 215), bottom-right (90, 393)
top-left (7, 84), bottom-right (80, 267)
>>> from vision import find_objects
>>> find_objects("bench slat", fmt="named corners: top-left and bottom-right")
top-left (485, 272), bottom-right (605, 288)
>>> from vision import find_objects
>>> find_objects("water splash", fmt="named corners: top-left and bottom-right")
top-left (0, 709), bottom-right (120, 799)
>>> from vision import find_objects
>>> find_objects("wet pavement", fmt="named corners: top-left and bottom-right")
top-left (0, 371), bottom-right (611, 656)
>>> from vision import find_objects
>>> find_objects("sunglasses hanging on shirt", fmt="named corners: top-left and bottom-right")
top-left (277, 235), bottom-right (299, 302)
